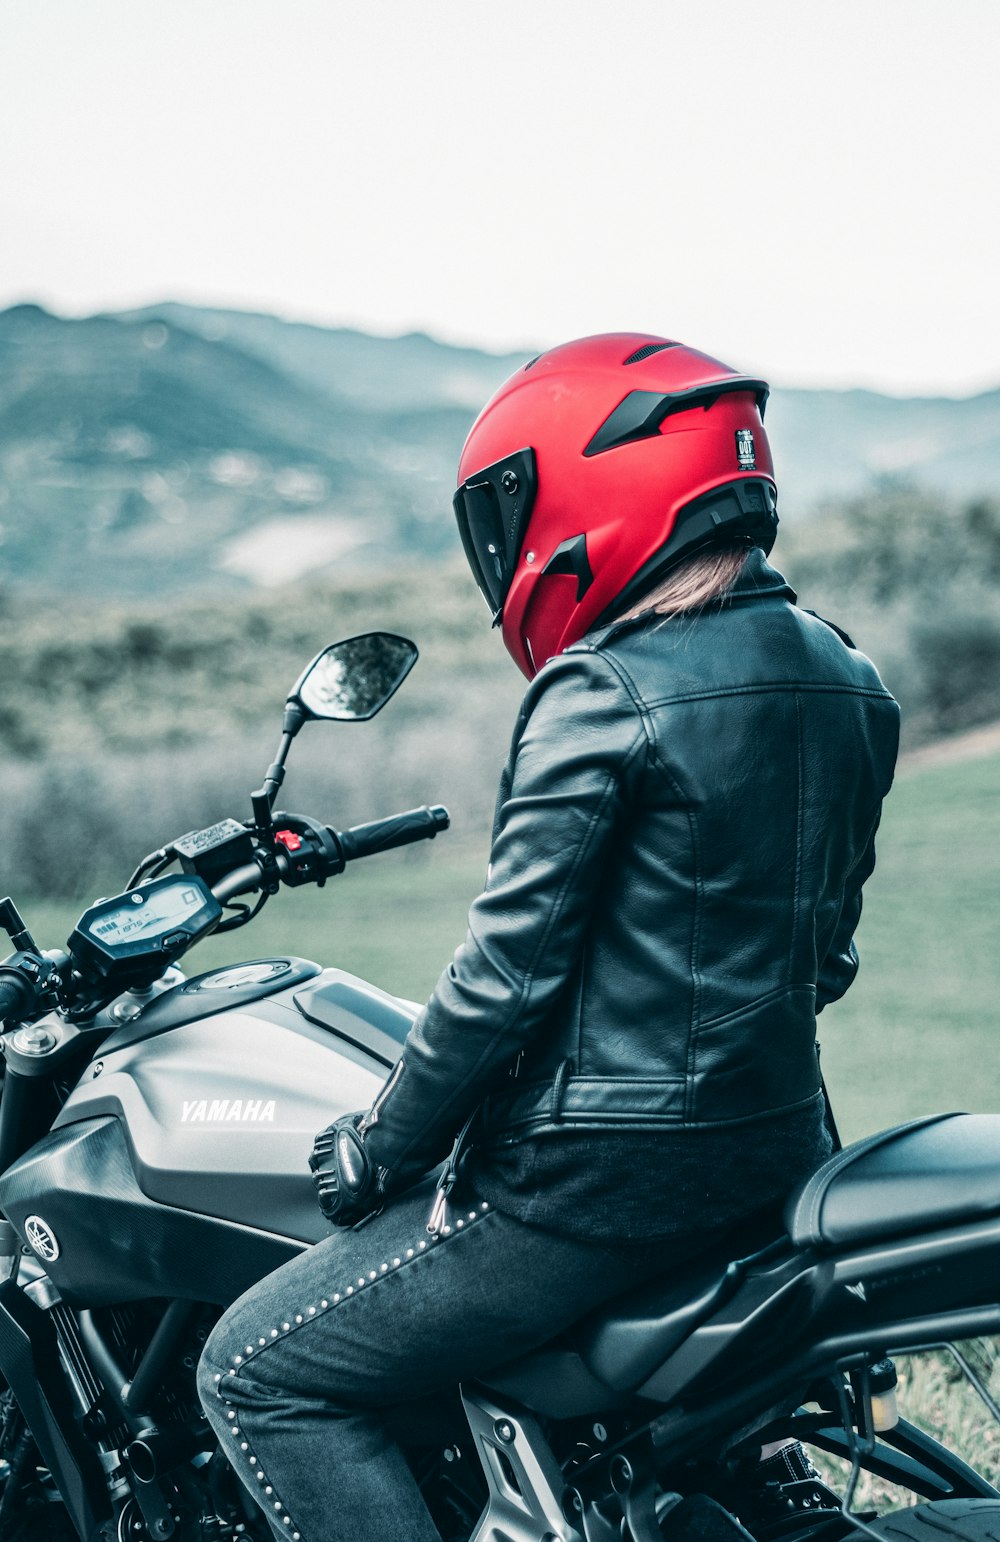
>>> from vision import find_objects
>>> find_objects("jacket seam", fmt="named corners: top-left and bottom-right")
top-left (491, 1086), bottom-right (826, 1134)
top-left (684, 805), bottom-right (704, 1122)
top-left (791, 691), bottom-right (804, 985)
top-left (583, 647), bottom-right (658, 748)
top-left (695, 979), bottom-right (815, 1031)
top-left (575, 941), bottom-right (588, 1075)
top-left (580, 646), bottom-right (704, 1117)
top-left (637, 682), bottom-right (896, 709)
top-left (387, 757), bottom-right (638, 1172)
top-left (487, 981), bottom-right (817, 1114)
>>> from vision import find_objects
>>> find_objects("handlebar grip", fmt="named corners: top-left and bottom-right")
top-left (335, 805), bottom-right (449, 864)
top-left (0, 972), bottom-right (33, 1023)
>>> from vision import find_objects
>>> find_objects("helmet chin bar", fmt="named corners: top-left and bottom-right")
top-left (595, 478), bottom-right (778, 627)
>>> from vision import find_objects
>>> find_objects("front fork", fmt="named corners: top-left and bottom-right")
top-left (0, 1269), bottom-right (218, 1542)
top-left (0, 1275), bottom-right (110, 1540)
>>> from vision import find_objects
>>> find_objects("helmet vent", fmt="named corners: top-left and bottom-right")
top-left (623, 342), bottom-right (675, 366)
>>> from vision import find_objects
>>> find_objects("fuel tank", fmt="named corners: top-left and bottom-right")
top-left (0, 960), bottom-right (418, 1307)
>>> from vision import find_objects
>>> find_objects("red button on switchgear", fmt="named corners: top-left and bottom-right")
top-left (275, 830), bottom-right (303, 852)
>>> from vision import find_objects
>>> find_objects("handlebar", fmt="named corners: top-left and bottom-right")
top-left (0, 951), bottom-right (58, 1023)
top-left (336, 805), bottom-right (449, 863)
top-left (211, 804), bottom-right (450, 906)
top-left (0, 974), bottom-right (32, 1022)
top-left (0, 805), bottom-right (451, 1024)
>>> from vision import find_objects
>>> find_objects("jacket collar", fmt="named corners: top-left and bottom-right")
top-left (583, 547), bottom-right (797, 650)
top-left (724, 547), bottom-right (797, 606)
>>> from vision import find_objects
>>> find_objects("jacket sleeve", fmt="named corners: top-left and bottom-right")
top-left (815, 814), bottom-right (881, 1013)
top-left (361, 651), bottom-right (646, 1180)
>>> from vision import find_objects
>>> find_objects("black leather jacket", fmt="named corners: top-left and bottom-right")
top-left (365, 553), bottom-right (900, 1184)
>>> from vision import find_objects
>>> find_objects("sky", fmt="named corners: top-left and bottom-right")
top-left (2, 0), bottom-right (999, 396)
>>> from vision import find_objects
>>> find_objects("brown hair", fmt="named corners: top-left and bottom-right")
top-left (612, 543), bottom-right (751, 624)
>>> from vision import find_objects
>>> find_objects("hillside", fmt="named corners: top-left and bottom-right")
top-left (3, 471), bottom-right (1000, 903)
top-left (129, 304), bottom-right (1000, 508)
top-left (0, 301), bottom-right (997, 601)
top-left (1, 301), bottom-right (998, 905)
top-left (0, 303), bottom-right (487, 598)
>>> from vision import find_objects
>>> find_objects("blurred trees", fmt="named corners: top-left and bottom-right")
top-left (1, 483), bottom-right (998, 899)
top-left (780, 483), bottom-right (1000, 739)
top-left (0, 562), bottom-right (520, 899)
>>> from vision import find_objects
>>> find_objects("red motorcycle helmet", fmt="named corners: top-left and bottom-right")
top-left (453, 332), bottom-right (778, 678)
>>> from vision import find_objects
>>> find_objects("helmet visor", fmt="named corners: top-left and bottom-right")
top-left (453, 448), bottom-right (537, 619)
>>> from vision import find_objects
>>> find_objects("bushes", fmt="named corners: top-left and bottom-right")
top-left (2, 485), bottom-right (998, 899)
top-left (913, 615), bottom-right (1000, 735)
top-left (0, 588), bottom-right (518, 899)
top-left (780, 483), bottom-right (1000, 742)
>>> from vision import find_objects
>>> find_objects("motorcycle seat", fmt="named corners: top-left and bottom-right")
top-left (572, 1248), bottom-right (750, 1394)
top-left (541, 1119), bottom-right (988, 1401)
top-left (784, 1112), bottom-right (1000, 1250)
top-left (480, 1115), bottom-right (1000, 1414)
top-left (480, 1247), bottom-right (742, 1412)
top-left (482, 1212), bottom-right (783, 1409)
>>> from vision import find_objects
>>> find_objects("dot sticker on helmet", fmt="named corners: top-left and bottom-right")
top-left (736, 429), bottom-right (756, 470)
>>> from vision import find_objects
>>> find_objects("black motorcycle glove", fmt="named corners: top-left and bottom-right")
top-left (309, 1112), bottom-right (387, 1227)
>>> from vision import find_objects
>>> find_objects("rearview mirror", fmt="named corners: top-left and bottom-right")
top-left (289, 633), bottom-right (418, 723)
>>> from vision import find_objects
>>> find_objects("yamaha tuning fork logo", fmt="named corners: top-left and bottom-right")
top-left (25, 1215), bottom-right (60, 1262)
top-left (736, 429), bottom-right (756, 470)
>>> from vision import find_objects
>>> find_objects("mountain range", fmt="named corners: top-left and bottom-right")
top-left (0, 301), bottom-right (997, 598)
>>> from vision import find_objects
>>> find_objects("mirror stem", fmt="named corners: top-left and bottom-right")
top-left (251, 788), bottom-right (275, 836)
top-left (252, 730), bottom-right (296, 833)
top-left (282, 702), bottom-right (307, 737)
top-left (263, 761), bottom-right (287, 799)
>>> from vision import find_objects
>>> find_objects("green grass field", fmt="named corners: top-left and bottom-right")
top-left (16, 745), bottom-right (1000, 1490)
top-left (817, 746), bottom-right (1000, 1141)
top-left (18, 745), bottom-right (1000, 1143)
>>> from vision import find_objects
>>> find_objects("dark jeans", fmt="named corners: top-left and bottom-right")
top-left (197, 1175), bottom-right (687, 1542)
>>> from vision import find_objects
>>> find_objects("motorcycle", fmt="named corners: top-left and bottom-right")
top-left (0, 629), bottom-right (997, 1542)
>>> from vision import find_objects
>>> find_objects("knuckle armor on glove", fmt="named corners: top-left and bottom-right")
top-left (309, 1112), bottom-right (384, 1226)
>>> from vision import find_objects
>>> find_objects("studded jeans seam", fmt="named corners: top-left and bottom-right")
top-left (218, 1199), bottom-right (494, 1375)
top-left (209, 1200), bottom-right (493, 1541)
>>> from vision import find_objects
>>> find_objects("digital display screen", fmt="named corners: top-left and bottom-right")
top-left (87, 881), bottom-right (208, 948)
top-left (70, 873), bottom-right (223, 984)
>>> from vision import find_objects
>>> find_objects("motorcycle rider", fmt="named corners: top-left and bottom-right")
top-left (198, 333), bottom-right (900, 1542)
